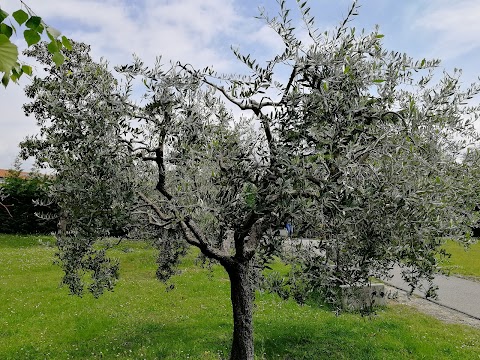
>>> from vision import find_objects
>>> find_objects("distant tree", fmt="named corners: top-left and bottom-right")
top-left (0, 1), bottom-right (71, 86)
top-left (22, 1), bottom-right (480, 359)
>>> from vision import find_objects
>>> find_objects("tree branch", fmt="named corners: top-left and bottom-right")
top-left (0, 202), bottom-right (12, 217)
top-left (132, 210), bottom-right (172, 227)
top-left (233, 211), bottom-right (261, 260)
top-left (179, 220), bottom-right (201, 247)
top-left (180, 63), bottom-right (277, 110)
top-left (181, 219), bottom-right (232, 265)
top-left (154, 123), bottom-right (173, 201)
top-left (253, 108), bottom-right (274, 148)
top-left (137, 192), bottom-right (172, 222)
top-left (281, 64), bottom-right (297, 103)
top-left (180, 63), bottom-right (277, 156)
top-left (140, 156), bottom-right (158, 162)
top-left (244, 217), bottom-right (265, 259)
top-left (139, 191), bottom-right (231, 264)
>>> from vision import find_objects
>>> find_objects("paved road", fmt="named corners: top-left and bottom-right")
top-left (283, 239), bottom-right (480, 319)
top-left (384, 267), bottom-right (480, 320)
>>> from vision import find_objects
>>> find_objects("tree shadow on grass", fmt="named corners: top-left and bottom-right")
top-left (254, 314), bottom-right (404, 360)
top-left (51, 315), bottom-right (381, 359)
top-left (60, 320), bottom-right (233, 360)
top-left (6, 307), bottom-right (475, 360)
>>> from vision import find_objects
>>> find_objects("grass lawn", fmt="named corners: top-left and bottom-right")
top-left (440, 239), bottom-right (480, 280)
top-left (1, 234), bottom-right (479, 359)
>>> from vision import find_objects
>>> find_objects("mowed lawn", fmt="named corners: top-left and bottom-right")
top-left (1, 234), bottom-right (479, 360)
top-left (440, 239), bottom-right (480, 280)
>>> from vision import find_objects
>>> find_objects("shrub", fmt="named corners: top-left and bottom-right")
top-left (0, 169), bottom-right (57, 234)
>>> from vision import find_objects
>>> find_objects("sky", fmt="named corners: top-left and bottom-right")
top-left (1, 0), bottom-right (480, 170)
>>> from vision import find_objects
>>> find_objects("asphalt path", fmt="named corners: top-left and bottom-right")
top-left (283, 238), bottom-right (480, 319)
top-left (384, 266), bottom-right (480, 320)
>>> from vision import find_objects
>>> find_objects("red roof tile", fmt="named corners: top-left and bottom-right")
top-left (0, 169), bottom-right (30, 179)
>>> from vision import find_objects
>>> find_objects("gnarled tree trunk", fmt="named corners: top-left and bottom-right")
top-left (227, 261), bottom-right (255, 360)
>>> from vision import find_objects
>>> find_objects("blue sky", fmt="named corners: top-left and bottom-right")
top-left (1, 0), bottom-right (480, 169)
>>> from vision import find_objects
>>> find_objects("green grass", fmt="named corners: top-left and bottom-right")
top-left (1, 234), bottom-right (480, 359)
top-left (440, 239), bottom-right (480, 280)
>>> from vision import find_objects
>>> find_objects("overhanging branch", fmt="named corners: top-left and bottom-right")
top-left (137, 192), bottom-right (172, 222)
top-left (181, 219), bottom-right (232, 265)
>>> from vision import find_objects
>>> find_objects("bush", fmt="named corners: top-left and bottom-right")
top-left (0, 169), bottom-right (58, 234)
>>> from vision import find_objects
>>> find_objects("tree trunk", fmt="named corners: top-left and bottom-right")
top-left (227, 261), bottom-right (255, 360)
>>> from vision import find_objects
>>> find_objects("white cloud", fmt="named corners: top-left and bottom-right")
top-left (2, 0), bottom-right (479, 169)
top-left (0, 80), bottom-right (38, 170)
top-left (0, 0), bottom-right (266, 168)
top-left (414, 0), bottom-right (480, 59)
top-left (26, 0), bottom-right (270, 70)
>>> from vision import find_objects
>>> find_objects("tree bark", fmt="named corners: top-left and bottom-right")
top-left (227, 261), bottom-right (255, 360)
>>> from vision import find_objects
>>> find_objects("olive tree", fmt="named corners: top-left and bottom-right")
top-left (22, 1), bottom-right (480, 359)
top-left (21, 42), bottom-right (136, 296)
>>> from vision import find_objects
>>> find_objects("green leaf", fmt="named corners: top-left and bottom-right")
top-left (0, 23), bottom-right (12, 38)
top-left (52, 52), bottom-right (64, 66)
top-left (12, 62), bottom-right (21, 74)
top-left (10, 72), bottom-right (19, 82)
top-left (24, 29), bottom-right (41, 46)
top-left (373, 79), bottom-right (385, 83)
top-left (61, 36), bottom-right (72, 50)
top-left (375, 34), bottom-right (384, 38)
top-left (25, 16), bottom-right (42, 30)
top-left (21, 64), bottom-right (32, 76)
top-left (10, 64), bottom-right (22, 82)
top-left (0, 33), bottom-right (8, 45)
top-left (0, 35), bottom-right (18, 73)
top-left (1, 71), bottom-right (10, 87)
top-left (47, 40), bottom-right (58, 54)
top-left (46, 29), bottom-right (55, 42)
top-left (46, 26), bottom-right (61, 38)
top-left (0, 9), bottom-right (8, 23)
top-left (12, 9), bottom-right (28, 25)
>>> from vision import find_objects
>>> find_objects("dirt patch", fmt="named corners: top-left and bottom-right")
top-left (385, 286), bottom-right (480, 329)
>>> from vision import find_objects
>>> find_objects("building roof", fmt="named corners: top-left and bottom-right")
top-left (0, 169), bottom-right (30, 179)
